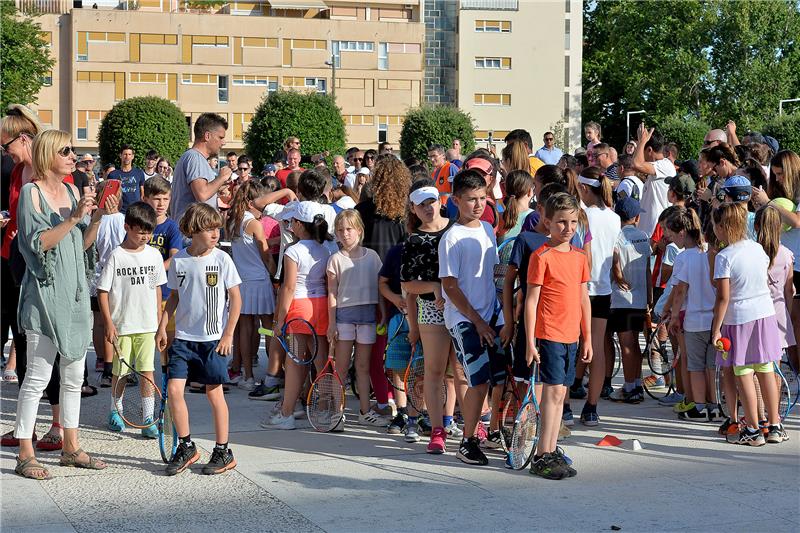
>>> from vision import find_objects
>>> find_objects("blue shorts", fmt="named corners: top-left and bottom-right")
top-left (167, 338), bottom-right (229, 385)
top-left (449, 321), bottom-right (507, 387)
top-left (538, 339), bottom-right (578, 386)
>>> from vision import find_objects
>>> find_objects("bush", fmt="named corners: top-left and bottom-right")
top-left (97, 96), bottom-right (189, 168)
top-left (654, 114), bottom-right (710, 160)
top-left (762, 113), bottom-right (800, 154)
top-left (244, 90), bottom-right (346, 169)
top-left (399, 106), bottom-right (475, 163)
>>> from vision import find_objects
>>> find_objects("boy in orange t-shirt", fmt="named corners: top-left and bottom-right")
top-left (525, 192), bottom-right (592, 480)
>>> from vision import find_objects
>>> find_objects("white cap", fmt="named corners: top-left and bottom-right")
top-left (344, 173), bottom-right (357, 190)
top-left (357, 167), bottom-right (370, 176)
top-left (409, 186), bottom-right (439, 205)
top-left (279, 200), bottom-right (324, 223)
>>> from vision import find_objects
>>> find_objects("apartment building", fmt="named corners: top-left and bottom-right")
top-left (21, 0), bottom-right (425, 153)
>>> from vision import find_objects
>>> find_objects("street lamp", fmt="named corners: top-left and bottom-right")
top-left (324, 56), bottom-right (336, 99)
top-left (626, 110), bottom-right (645, 142)
top-left (779, 98), bottom-right (800, 115)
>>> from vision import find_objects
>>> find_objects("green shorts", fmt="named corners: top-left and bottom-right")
top-left (113, 332), bottom-right (156, 376)
top-left (733, 362), bottom-right (773, 377)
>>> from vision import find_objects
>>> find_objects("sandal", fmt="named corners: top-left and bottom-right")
top-left (3, 369), bottom-right (18, 383)
top-left (15, 456), bottom-right (52, 480)
top-left (60, 448), bottom-right (107, 470)
top-left (2, 430), bottom-right (38, 447)
top-left (35, 424), bottom-right (63, 451)
top-left (81, 385), bottom-right (98, 398)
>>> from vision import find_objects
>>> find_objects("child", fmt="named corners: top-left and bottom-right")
top-left (497, 170), bottom-right (534, 242)
top-left (97, 202), bottom-right (167, 437)
top-left (266, 201), bottom-right (332, 430)
top-left (608, 197), bottom-right (651, 404)
top-left (438, 169), bottom-right (505, 466)
top-left (156, 203), bottom-right (242, 475)
top-left (665, 207), bottom-right (718, 421)
top-left (710, 203), bottom-right (786, 445)
top-left (327, 209), bottom-right (385, 427)
top-left (525, 192), bottom-right (591, 479)
top-left (584, 121), bottom-right (602, 153)
top-left (225, 181), bottom-right (277, 391)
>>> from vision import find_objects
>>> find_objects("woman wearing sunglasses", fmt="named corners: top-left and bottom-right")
top-left (12, 129), bottom-right (118, 480)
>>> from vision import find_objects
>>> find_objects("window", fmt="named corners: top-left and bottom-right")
top-left (77, 127), bottom-right (87, 141)
top-left (332, 41), bottom-right (341, 68)
top-left (565, 19), bottom-right (571, 50)
top-left (565, 0), bottom-right (571, 13)
top-left (474, 93), bottom-right (511, 106)
top-left (475, 57), bottom-right (510, 69)
top-left (343, 115), bottom-right (375, 126)
top-left (475, 20), bottom-right (511, 32)
top-left (387, 42), bottom-right (421, 54)
top-left (218, 75), bottom-right (229, 103)
top-left (378, 42), bottom-right (388, 70)
top-left (378, 122), bottom-right (388, 143)
top-left (42, 71), bottom-right (53, 86)
top-left (232, 75), bottom-right (277, 86)
top-left (290, 39), bottom-right (326, 50)
top-left (564, 56), bottom-right (570, 86)
top-left (194, 36), bottom-right (228, 47)
top-left (269, 79), bottom-right (278, 93)
top-left (306, 78), bottom-right (326, 94)
top-left (564, 92), bottom-right (570, 120)
top-left (130, 72), bottom-right (167, 83)
top-left (337, 41), bottom-right (374, 52)
top-left (181, 74), bottom-right (216, 84)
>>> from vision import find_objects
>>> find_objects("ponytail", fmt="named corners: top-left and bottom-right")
top-left (755, 205), bottom-right (782, 267)
top-left (580, 166), bottom-right (612, 207)
top-left (665, 206), bottom-right (703, 246)
top-left (225, 180), bottom-right (267, 240)
top-left (299, 214), bottom-right (331, 244)
top-left (500, 170), bottom-right (534, 235)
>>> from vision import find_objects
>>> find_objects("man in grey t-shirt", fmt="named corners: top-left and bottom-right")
top-left (169, 113), bottom-right (233, 224)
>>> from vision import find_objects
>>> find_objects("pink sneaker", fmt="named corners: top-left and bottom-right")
top-left (427, 427), bottom-right (446, 454)
top-left (475, 422), bottom-right (488, 443)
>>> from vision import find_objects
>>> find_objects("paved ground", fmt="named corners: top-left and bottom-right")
top-left (1, 348), bottom-right (799, 533)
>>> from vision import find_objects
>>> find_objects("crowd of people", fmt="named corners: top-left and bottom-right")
top-left (1, 104), bottom-right (797, 482)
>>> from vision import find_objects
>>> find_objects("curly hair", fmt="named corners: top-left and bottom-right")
top-left (371, 156), bottom-right (411, 220)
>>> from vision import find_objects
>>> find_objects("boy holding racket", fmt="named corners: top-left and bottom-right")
top-left (525, 193), bottom-right (592, 480)
top-left (156, 203), bottom-right (242, 475)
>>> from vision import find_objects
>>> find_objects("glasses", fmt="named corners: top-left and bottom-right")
top-left (544, 137), bottom-right (554, 141)
top-left (353, 157), bottom-right (363, 162)
top-left (238, 166), bottom-right (250, 171)
top-left (365, 155), bottom-right (375, 160)
top-left (57, 145), bottom-right (75, 157)
top-left (1, 135), bottom-right (21, 152)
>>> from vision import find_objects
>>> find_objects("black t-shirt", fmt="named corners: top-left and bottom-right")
top-left (379, 243), bottom-right (404, 319)
top-left (400, 220), bottom-right (454, 300)
top-left (355, 199), bottom-right (407, 262)
top-left (509, 229), bottom-right (549, 300)
top-left (71, 170), bottom-right (91, 196)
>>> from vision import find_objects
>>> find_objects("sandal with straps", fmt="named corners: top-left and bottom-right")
top-left (36, 424), bottom-right (63, 451)
top-left (15, 456), bottom-right (52, 480)
top-left (60, 448), bottom-right (107, 470)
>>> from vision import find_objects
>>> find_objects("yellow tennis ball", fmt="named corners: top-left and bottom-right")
top-left (769, 197), bottom-right (795, 232)
top-left (376, 324), bottom-right (387, 336)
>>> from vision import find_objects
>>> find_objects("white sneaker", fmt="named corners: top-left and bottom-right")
top-left (359, 409), bottom-right (391, 427)
top-left (293, 401), bottom-right (305, 419)
top-left (331, 414), bottom-right (345, 433)
top-left (270, 400), bottom-right (283, 416)
top-left (445, 420), bottom-right (463, 438)
top-left (265, 411), bottom-right (296, 430)
top-left (405, 424), bottom-right (421, 442)
top-left (238, 377), bottom-right (255, 391)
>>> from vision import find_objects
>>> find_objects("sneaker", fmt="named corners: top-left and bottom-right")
top-left (718, 417), bottom-right (736, 435)
top-left (373, 403), bottom-right (396, 418)
top-left (388, 413), bottom-right (407, 435)
top-left (293, 401), bottom-right (305, 419)
top-left (679, 406), bottom-right (707, 420)
top-left (248, 382), bottom-right (282, 401)
top-left (331, 414), bottom-right (345, 433)
top-left (562, 409), bottom-right (575, 427)
top-left (558, 422), bottom-right (571, 441)
top-left (404, 424), bottom-right (421, 443)
top-left (479, 410), bottom-right (492, 424)
top-left (529, 452), bottom-right (571, 480)
top-left (456, 437), bottom-right (489, 466)
top-left (445, 420), bottom-right (463, 439)
top-left (107, 411), bottom-right (125, 432)
top-left (553, 447), bottom-right (577, 477)
top-left (580, 411), bottom-right (599, 427)
top-left (418, 416), bottom-right (432, 436)
top-left (427, 427), bottom-right (446, 454)
top-left (358, 409), bottom-right (391, 427)
top-left (766, 424), bottom-right (788, 444)
top-left (643, 374), bottom-right (666, 388)
top-left (481, 430), bottom-right (504, 449)
top-left (658, 392), bottom-right (684, 406)
top-left (227, 370), bottom-right (242, 385)
top-left (600, 384), bottom-right (614, 399)
top-left (624, 388), bottom-right (644, 404)
top-left (732, 427), bottom-right (766, 447)
top-left (705, 406), bottom-right (719, 422)
top-left (165, 441), bottom-right (200, 476)
top-left (609, 388), bottom-right (627, 402)
top-left (265, 411), bottom-right (296, 430)
top-left (141, 418), bottom-right (158, 439)
top-left (569, 383), bottom-right (587, 399)
top-left (100, 375), bottom-right (112, 388)
top-left (202, 447), bottom-right (237, 475)
top-left (673, 400), bottom-right (696, 414)
top-left (238, 377), bottom-right (255, 391)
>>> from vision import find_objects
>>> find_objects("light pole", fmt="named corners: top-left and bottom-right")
top-left (324, 56), bottom-right (336, 99)
top-left (779, 98), bottom-right (800, 115)
top-left (626, 110), bottom-right (645, 142)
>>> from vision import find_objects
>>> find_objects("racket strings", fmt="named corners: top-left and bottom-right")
top-left (114, 373), bottom-right (160, 427)
top-left (308, 373), bottom-right (344, 431)
top-left (405, 359), bottom-right (425, 411)
top-left (509, 404), bottom-right (538, 469)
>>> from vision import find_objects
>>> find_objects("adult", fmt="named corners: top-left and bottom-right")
top-left (169, 112), bottom-right (231, 224)
top-left (504, 129), bottom-right (545, 174)
top-left (156, 157), bottom-right (172, 182)
top-left (632, 124), bottom-right (676, 236)
top-left (226, 151), bottom-right (238, 171)
top-left (332, 155), bottom-right (348, 186)
top-left (143, 149), bottom-right (159, 179)
top-left (236, 155), bottom-right (253, 182)
top-left (14, 129), bottom-right (117, 479)
top-left (108, 144), bottom-right (145, 213)
top-left (71, 158), bottom-right (94, 197)
top-left (590, 143), bottom-right (618, 181)
top-left (446, 148), bottom-right (463, 169)
top-left (99, 163), bottom-right (115, 182)
top-left (275, 148), bottom-right (301, 188)
top-left (703, 129), bottom-right (727, 149)
top-left (452, 138), bottom-right (463, 160)
top-left (378, 142), bottom-right (393, 156)
top-left (534, 131), bottom-right (563, 166)
top-left (80, 153), bottom-right (96, 181)
top-left (428, 144), bottom-right (459, 198)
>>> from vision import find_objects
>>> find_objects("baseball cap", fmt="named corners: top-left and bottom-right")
top-left (666, 173), bottom-right (696, 195)
top-left (263, 164), bottom-right (277, 173)
top-left (277, 201), bottom-right (323, 223)
top-left (763, 135), bottom-right (779, 155)
top-left (721, 175), bottom-right (752, 202)
top-left (464, 157), bottom-right (493, 176)
top-left (357, 167), bottom-right (370, 176)
top-left (409, 186), bottom-right (439, 205)
top-left (614, 197), bottom-right (642, 221)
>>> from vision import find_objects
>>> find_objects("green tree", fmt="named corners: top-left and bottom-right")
top-left (762, 113), bottom-right (800, 154)
top-left (97, 97), bottom-right (189, 168)
top-left (399, 106), bottom-right (475, 163)
top-left (244, 90), bottom-right (346, 169)
top-left (0, 3), bottom-right (55, 110)
top-left (655, 114), bottom-right (710, 161)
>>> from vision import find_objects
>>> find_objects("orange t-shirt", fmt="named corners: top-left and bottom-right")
top-left (526, 243), bottom-right (590, 343)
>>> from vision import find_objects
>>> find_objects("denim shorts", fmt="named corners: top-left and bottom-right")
top-left (167, 338), bottom-right (229, 384)
top-left (538, 339), bottom-right (578, 386)
top-left (448, 321), bottom-right (506, 387)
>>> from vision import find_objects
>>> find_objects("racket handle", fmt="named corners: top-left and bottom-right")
top-left (258, 327), bottom-right (275, 337)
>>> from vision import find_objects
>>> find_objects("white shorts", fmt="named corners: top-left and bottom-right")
top-left (337, 323), bottom-right (376, 344)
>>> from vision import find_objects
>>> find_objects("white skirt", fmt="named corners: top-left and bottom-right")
top-left (240, 279), bottom-right (275, 315)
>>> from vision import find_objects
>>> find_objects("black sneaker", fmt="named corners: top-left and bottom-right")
top-left (623, 387), bottom-right (644, 404)
top-left (165, 442), bottom-right (200, 476)
top-left (705, 406), bottom-right (719, 422)
top-left (766, 424), bottom-right (789, 444)
top-left (456, 437), bottom-right (489, 466)
top-left (552, 447), bottom-right (577, 477)
top-left (248, 382), bottom-right (281, 401)
top-left (529, 452), bottom-right (571, 480)
top-left (480, 430), bottom-right (505, 450)
top-left (718, 417), bottom-right (735, 435)
top-left (387, 413), bottom-right (407, 435)
top-left (600, 384), bottom-right (614, 400)
top-left (418, 416), bottom-right (432, 437)
top-left (202, 447), bottom-right (237, 475)
top-left (569, 383), bottom-right (587, 399)
top-left (679, 406), bottom-right (707, 420)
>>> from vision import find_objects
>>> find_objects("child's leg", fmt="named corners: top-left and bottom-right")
top-left (266, 333), bottom-right (286, 380)
top-left (237, 315), bottom-right (255, 380)
top-left (354, 342), bottom-right (374, 415)
top-left (206, 384), bottom-right (229, 444)
top-left (754, 365), bottom-right (779, 426)
top-left (92, 310), bottom-right (106, 370)
top-left (280, 359), bottom-right (308, 418)
top-left (334, 337), bottom-right (355, 400)
top-left (369, 335), bottom-right (390, 406)
top-left (722, 366), bottom-right (738, 419)
top-left (735, 367), bottom-right (760, 428)
top-left (536, 384), bottom-right (566, 455)
top-left (705, 367), bottom-right (717, 404)
top-left (585, 317), bottom-right (607, 405)
top-left (462, 383), bottom-right (489, 438)
top-left (619, 331), bottom-right (641, 385)
top-left (230, 322), bottom-right (243, 377)
top-left (421, 324), bottom-right (450, 429)
top-left (167, 378), bottom-right (190, 437)
top-left (603, 330), bottom-right (615, 380)
top-left (676, 332), bottom-right (692, 400)
top-left (140, 371), bottom-right (156, 420)
top-left (449, 344), bottom-right (468, 409)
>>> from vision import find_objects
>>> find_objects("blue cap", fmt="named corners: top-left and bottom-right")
top-left (722, 175), bottom-right (752, 201)
top-left (763, 135), bottom-right (779, 155)
top-left (263, 164), bottom-right (277, 173)
top-left (614, 197), bottom-right (642, 221)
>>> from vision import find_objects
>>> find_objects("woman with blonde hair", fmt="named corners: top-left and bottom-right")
top-left (501, 140), bottom-right (531, 175)
top-left (13, 129), bottom-right (118, 479)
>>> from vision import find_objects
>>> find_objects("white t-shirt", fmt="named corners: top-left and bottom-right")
top-left (714, 239), bottom-right (775, 325)
top-left (96, 245), bottom-right (167, 335)
top-left (673, 246), bottom-right (715, 331)
top-left (657, 243), bottom-right (683, 286)
top-left (334, 196), bottom-right (356, 210)
top-left (584, 205), bottom-right (621, 296)
top-left (638, 158), bottom-right (676, 236)
top-left (611, 224), bottom-right (651, 309)
top-left (284, 239), bottom-right (332, 299)
top-left (616, 176), bottom-right (644, 201)
top-left (91, 212), bottom-right (126, 295)
top-left (167, 248), bottom-right (242, 342)
top-left (438, 221), bottom-right (504, 329)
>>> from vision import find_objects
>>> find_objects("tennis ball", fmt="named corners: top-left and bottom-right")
top-left (769, 197), bottom-right (795, 232)
top-left (376, 324), bottom-right (387, 336)
top-left (716, 337), bottom-right (731, 352)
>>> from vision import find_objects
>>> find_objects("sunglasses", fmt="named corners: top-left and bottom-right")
top-left (544, 137), bottom-right (554, 141)
top-left (238, 166), bottom-right (250, 171)
top-left (353, 157), bottom-right (363, 162)
top-left (1, 135), bottom-right (21, 152)
top-left (57, 145), bottom-right (75, 157)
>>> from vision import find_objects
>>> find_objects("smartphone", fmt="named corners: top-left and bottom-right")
top-left (98, 179), bottom-right (121, 209)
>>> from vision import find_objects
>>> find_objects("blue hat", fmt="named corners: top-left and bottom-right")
top-left (722, 175), bottom-right (752, 202)
top-left (614, 197), bottom-right (642, 221)
top-left (263, 164), bottom-right (277, 173)
top-left (763, 135), bottom-right (779, 155)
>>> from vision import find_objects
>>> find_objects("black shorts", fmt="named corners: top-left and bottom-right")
top-left (794, 274), bottom-right (800, 299)
top-left (512, 320), bottom-right (533, 381)
top-left (653, 287), bottom-right (665, 306)
top-left (608, 308), bottom-right (647, 333)
top-left (90, 296), bottom-right (100, 312)
top-left (589, 295), bottom-right (611, 320)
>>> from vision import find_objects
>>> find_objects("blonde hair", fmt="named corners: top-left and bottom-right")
top-left (712, 202), bottom-right (747, 244)
top-left (769, 150), bottom-right (800, 203)
top-left (501, 140), bottom-right (530, 173)
top-left (179, 202), bottom-right (223, 236)
top-left (755, 205), bottom-right (782, 267)
top-left (580, 166), bottom-right (613, 208)
top-left (31, 129), bottom-right (71, 178)
top-left (1, 104), bottom-right (43, 140)
top-left (334, 209), bottom-right (365, 244)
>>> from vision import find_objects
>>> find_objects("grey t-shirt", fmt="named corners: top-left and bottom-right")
top-left (169, 148), bottom-right (217, 223)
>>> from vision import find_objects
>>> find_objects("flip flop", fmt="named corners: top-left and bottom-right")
top-left (2, 430), bottom-right (38, 447)
top-left (15, 456), bottom-right (52, 480)
top-left (59, 448), bottom-right (107, 470)
top-left (35, 426), bottom-right (63, 451)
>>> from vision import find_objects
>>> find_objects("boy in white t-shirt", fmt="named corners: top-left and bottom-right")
top-left (439, 170), bottom-right (505, 467)
top-left (632, 124), bottom-right (677, 236)
top-left (97, 202), bottom-right (167, 437)
top-left (156, 203), bottom-right (241, 476)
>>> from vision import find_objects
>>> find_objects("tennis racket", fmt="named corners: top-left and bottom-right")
top-left (610, 333), bottom-right (622, 378)
top-left (507, 363), bottom-right (540, 470)
top-left (112, 356), bottom-right (161, 430)
top-left (494, 237), bottom-right (517, 295)
top-left (306, 346), bottom-right (346, 432)
top-left (404, 342), bottom-right (446, 413)
top-left (275, 318), bottom-right (318, 365)
top-left (498, 365), bottom-right (523, 452)
top-left (642, 323), bottom-right (678, 400)
top-left (715, 365), bottom-right (728, 419)
top-left (157, 364), bottom-right (177, 463)
top-left (384, 314), bottom-right (411, 392)
top-left (779, 357), bottom-right (798, 414)
top-left (773, 362), bottom-right (792, 421)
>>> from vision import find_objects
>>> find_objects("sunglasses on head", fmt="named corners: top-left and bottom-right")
top-left (57, 145), bottom-right (74, 157)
